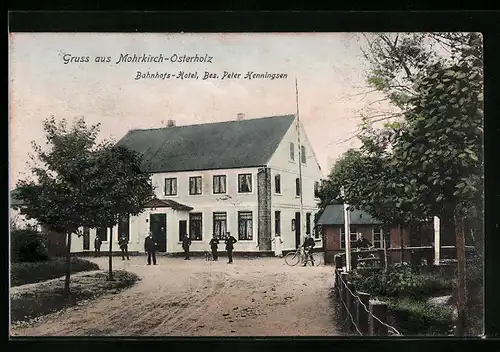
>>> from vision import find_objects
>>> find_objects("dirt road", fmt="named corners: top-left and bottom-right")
top-left (11, 256), bottom-right (341, 336)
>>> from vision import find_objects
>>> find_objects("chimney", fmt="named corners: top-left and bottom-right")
top-left (236, 113), bottom-right (245, 121)
top-left (167, 119), bottom-right (176, 127)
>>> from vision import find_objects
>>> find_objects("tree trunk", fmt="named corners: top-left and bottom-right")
top-left (400, 225), bottom-right (404, 264)
top-left (455, 216), bottom-right (467, 336)
top-left (64, 232), bottom-right (72, 297)
top-left (108, 226), bottom-right (114, 281)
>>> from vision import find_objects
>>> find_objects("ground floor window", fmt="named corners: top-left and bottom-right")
top-left (238, 211), bottom-right (253, 240)
top-left (274, 211), bottom-right (281, 235)
top-left (339, 226), bottom-right (358, 249)
top-left (213, 212), bottom-right (227, 239)
top-left (190, 213), bottom-right (203, 240)
top-left (306, 213), bottom-right (312, 235)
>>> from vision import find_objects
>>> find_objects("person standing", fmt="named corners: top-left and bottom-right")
top-left (182, 233), bottom-right (192, 260)
top-left (144, 232), bottom-right (157, 265)
top-left (209, 234), bottom-right (219, 261)
top-left (224, 232), bottom-right (237, 264)
top-left (272, 233), bottom-right (284, 258)
top-left (119, 235), bottom-right (130, 260)
top-left (94, 236), bottom-right (102, 257)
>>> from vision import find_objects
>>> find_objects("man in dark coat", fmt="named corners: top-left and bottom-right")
top-left (182, 233), bottom-right (192, 260)
top-left (209, 234), bottom-right (219, 261)
top-left (353, 234), bottom-right (372, 250)
top-left (144, 232), bottom-right (157, 265)
top-left (119, 235), bottom-right (130, 260)
top-left (301, 234), bottom-right (316, 266)
top-left (224, 232), bottom-right (237, 264)
top-left (94, 236), bottom-right (102, 257)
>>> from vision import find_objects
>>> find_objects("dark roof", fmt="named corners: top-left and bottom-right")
top-left (145, 198), bottom-right (193, 211)
top-left (116, 114), bottom-right (296, 173)
top-left (317, 204), bottom-right (383, 226)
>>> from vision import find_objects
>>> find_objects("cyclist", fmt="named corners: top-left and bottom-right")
top-left (301, 234), bottom-right (316, 266)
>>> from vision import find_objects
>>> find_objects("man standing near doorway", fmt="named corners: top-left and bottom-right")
top-left (94, 236), bottom-right (102, 257)
top-left (144, 232), bottom-right (157, 265)
top-left (119, 234), bottom-right (130, 260)
top-left (182, 233), bottom-right (192, 260)
top-left (209, 234), bottom-right (219, 261)
top-left (224, 232), bottom-right (237, 264)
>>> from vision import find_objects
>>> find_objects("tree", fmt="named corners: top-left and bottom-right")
top-left (16, 117), bottom-right (103, 296)
top-left (87, 144), bottom-right (155, 281)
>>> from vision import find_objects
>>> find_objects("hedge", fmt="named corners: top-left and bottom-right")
top-left (11, 258), bottom-right (100, 287)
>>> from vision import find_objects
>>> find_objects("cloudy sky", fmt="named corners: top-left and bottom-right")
top-left (9, 32), bottom-right (390, 188)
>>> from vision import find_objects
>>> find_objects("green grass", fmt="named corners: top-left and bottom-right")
top-left (10, 270), bottom-right (140, 323)
top-left (10, 258), bottom-right (100, 287)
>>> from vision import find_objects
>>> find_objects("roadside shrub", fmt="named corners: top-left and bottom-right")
top-left (11, 258), bottom-right (100, 287)
top-left (350, 265), bottom-right (453, 298)
top-left (10, 229), bottom-right (49, 263)
top-left (385, 296), bottom-right (453, 335)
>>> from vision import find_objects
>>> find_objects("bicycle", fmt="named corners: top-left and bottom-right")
top-left (284, 247), bottom-right (323, 267)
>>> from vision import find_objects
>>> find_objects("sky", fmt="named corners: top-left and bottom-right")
top-left (9, 32), bottom-right (392, 189)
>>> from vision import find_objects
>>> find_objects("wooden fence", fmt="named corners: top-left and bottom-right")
top-left (333, 256), bottom-right (402, 336)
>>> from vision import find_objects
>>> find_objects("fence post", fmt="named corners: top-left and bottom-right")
top-left (377, 249), bottom-right (386, 268)
top-left (334, 269), bottom-right (341, 298)
top-left (346, 281), bottom-right (355, 332)
top-left (334, 254), bottom-right (343, 269)
top-left (340, 272), bottom-right (349, 319)
top-left (369, 300), bottom-right (388, 336)
top-left (357, 292), bottom-right (370, 335)
top-left (351, 251), bottom-right (358, 270)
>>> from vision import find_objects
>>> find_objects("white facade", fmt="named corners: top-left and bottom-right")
top-left (68, 117), bottom-right (324, 254)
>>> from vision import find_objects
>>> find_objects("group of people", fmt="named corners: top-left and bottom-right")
top-left (93, 231), bottom-right (318, 266)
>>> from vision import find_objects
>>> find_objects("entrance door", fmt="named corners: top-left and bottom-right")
top-left (82, 227), bottom-right (90, 250)
top-left (179, 220), bottom-right (187, 241)
top-left (295, 212), bottom-right (301, 248)
top-left (118, 215), bottom-right (130, 241)
top-left (150, 214), bottom-right (167, 252)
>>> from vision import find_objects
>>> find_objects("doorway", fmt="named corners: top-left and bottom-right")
top-left (82, 227), bottom-right (90, 250)
top-left (150, 213), bottom-right (167, 252)
top-left (179, 220), bottom-right (187, 241)
top-left (295, 212), bottom-right (301, 248)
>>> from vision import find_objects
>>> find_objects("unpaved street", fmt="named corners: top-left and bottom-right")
top-left (11, 256), bottom-right (341, 336)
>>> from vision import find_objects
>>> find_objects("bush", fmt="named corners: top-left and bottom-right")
top-left (385, 296), bottom-right (453, 335)
top-left (350, 265), bottom-right (453, 299)
top-left (10, 229), bottom-right (49, 263)
top-left (11, 258), bottom-right (100, 287)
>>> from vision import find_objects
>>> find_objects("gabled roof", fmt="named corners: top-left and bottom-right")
top-left (116, 114), bottom-right (296, 173)
top-left (144, 198), bottom-right (193, 211)
top-left (317, 204), bottom-right (383, 226)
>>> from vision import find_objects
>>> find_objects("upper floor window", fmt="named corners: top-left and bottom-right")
top-left (289, 142), bottom-right (295, 161)
top-left (314, 181), bottom-right (320, 198)
top-left (295, 178), bottom-right (301, 196)
top-left (275, 174), bottom-right (281, 194)
top-left (238, 174), bottom-right (252, 193)
top-left (189, 176), bottom-right (202, 195)
top-left (300, 145), bottom-right (306, 164)
top-left (164, 178), bottom-right (177, 196)
top-left (213, 175), bottom-right (227, 194)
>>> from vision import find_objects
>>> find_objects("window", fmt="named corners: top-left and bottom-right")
top-left (314, 216), bottom-right (320, 239)
top-left (118, 215), bottom-right (130, 241)
top-left (301, 145), bottom-right (306, 164)
top-left (275, 211), bottom-right (281, 235)
top-left (213, 175), bottom-right (227, 194)
top-left (238, 212), bottom-right (253, 240)
top-left (83, 227), bottom-right (90, 250)
top-left (275, 174), bottom-right (281, 194)
top-left (97, 227), bottom-right (107, 241)
top-left (238, 174), bottom-right (252, 193)
top-left (289, 142), bottom-right (295, 161)
top-left (164, 178), bottom-right (177, 196)
top-left (314, 181), bottom-right (320, 198)
top-left (306, 213), bottom-right (311, 235)
top-left (213, 212), bottom-right (227, 238)
top-left (373, 227), bottom-right (382, 248)
top-left (295, 178), bottom-right (301, 196)
top-left (189, 176), bottom-right (202, 195)
top-left (189, 213), bottom-right (203, 241)
top-left (178, 220), bottom-right (187, 242)
top-left (291, 219), bottom-right (296, 231)
top-left (339, 226), bottom-right (359, 249)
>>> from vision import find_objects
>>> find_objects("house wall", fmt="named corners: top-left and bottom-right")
top-left (267, 118), bottom-right (324, 251)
